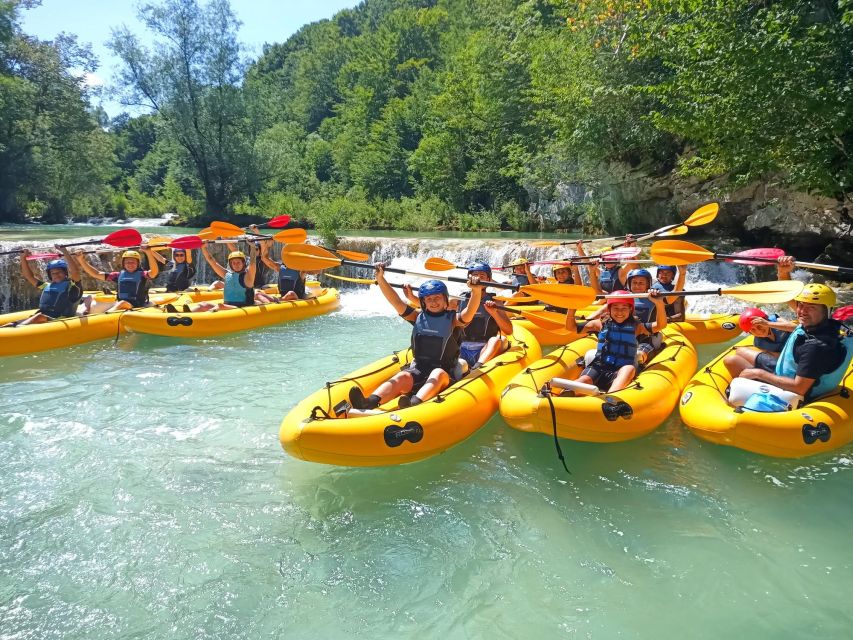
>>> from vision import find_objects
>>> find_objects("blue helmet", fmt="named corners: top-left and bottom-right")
top-left (467, 261), bottom-right (492, 278)
top-left (626, 268), bottom-right (653, 288)
top-left (46, 259), bottom-right (68, 274)
top-left (656, 265), bottom-right (677, 275)
top-left (417, 280), bottom-right (449, 300)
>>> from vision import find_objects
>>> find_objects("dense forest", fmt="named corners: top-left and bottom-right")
top-left (1, 0), bottom-right (851, 241)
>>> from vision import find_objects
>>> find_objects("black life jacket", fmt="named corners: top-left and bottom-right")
top-left (38, 279), bottom-right (79, 318)
top-left (651, 280), bottom-right (683, 318)
top-left (166, 263), bottom-right (195, 292)
top-left (278, 265), bottom-right (305, 298)
top-left (599, 265), bottom-right (624, 293)
top-left (459, 291), bottom-right (498, 342)
top-left (411, 309), bottom-right (460, 370)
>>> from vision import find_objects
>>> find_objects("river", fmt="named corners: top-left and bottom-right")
top-left (0, 224), bottom-right (851, 639)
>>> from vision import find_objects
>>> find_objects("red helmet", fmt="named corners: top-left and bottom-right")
top-left (738, 307), bottom-right (769, 332)
top-left (606, 290), bottom-right (634, 309)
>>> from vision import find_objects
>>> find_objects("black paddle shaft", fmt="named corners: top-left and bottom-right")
top-left (339, 257), bottom-right (518, 290)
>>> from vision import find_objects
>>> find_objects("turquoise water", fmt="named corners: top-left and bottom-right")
top-left (1, 287), bottom-right (852, 639)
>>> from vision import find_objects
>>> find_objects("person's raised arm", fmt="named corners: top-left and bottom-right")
top-left (259, 239), bottom-right (279, 272)
top-left (402, 283), bottom-right (419, 307)
top-left (75, 250), bottom-right (108, 281)
top-left (375, 263), bottom-right (411, 316)
top-left (649, 289), bottom-right (668, 333)
top-left (141, 246), bottom-right (159, 279)
top-left (484, 300), bottom-right (513, 334)
top-left (19, 249), bottom-right (39, 287)
top-left (457, 277), bottom-right (484, 326)
top-left (200, 244), bottom-right (226, 279)
top-left (777, 255), bottom-right (796, 312)
top-left (243, 243), bottom-right (258, 288)
top-left (58, 245), bottom-right (81, 282)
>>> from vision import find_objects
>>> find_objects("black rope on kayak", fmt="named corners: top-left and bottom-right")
top-left (113, 309), bottom-right (131, 344)
top-left (436, 340), bottom-right (530, 402)
top-left (542, 385), bottom-right (571, 476)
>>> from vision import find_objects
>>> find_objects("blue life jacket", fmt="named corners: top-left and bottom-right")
top-left (775, 321), bottom-right (853, 399)
top-left (458, 291), bottom-right (498, 342)
top-left (411, 309), bottom-right (459, 370)
top-left (633, 297), bottom-right (657, 324)
top-left (599, 265), bottom-right (624, 293)
top-left (166, 262), bottom-right (195, 292)
top-left (596, 318), bottom-right (638, 369)
top-left (118, 270), bottom-right (148, 306)
top-left (39, 279), bottom-right (77, 318)
top-left (652, 280), bottom-right (682, 318)
top-left (223, 270), bottom-right (254, 306)
top-left (511, 273), bottom-right (529, 287)
top-left (753, 314), bottom-right (790, 354)
top-left (278, 265), bottom-right (305, 298)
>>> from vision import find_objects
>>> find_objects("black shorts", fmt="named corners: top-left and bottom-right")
top-left (581, 360), bottom-right (634, 390)
top-left (403, 362), bottom-right (450, 390)
top-left (755, 351), bottom-right (779, 373)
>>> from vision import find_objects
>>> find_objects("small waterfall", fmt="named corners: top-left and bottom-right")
top-left (0, 233), bottom-right (806, 316)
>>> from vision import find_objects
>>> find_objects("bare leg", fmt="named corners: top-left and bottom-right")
top-left (723, 349), bottom-right (759, 378)
top-left (372, 371), bottom-right (415, 403)
top-left (476, 336), bottom-right (508, 365)
top-left (280, 291), bottom-right (298, 301)
top-left (414, 368), bottom-right (451, 402)
top-left (607, 364), bottom-right (637, 392)
top-left (106, 301), bottom-right (133, 312)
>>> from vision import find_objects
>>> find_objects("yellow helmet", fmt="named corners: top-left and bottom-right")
top-left (227, 251), bottom-right (247, 262)
top-left (551, 262), bottom-right (571, 273)
top-left (510, 257), bottom-right (529, 267)
top-left (794, 283), bottom-right (836, 307)
top-left (121, 250), bottom-right (142, 262)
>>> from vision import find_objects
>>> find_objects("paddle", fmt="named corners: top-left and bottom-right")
top-left (259, 215), bottom-right (292, 228)
top-left (532, 226), bottom-right (688, 247)
top-left (423, 248), bottom-right (642, 273)
top-left (597, 280), bottom-right (804, 304)
top-left (209, 216), bottom-right (291, 236)
top-left (651, 240), bottom-right (853, 276)
top-left (605, 202), bottom-right (719, 251)
top-left (0, 229), bottom-right (142, 255)
top-left (492, 303), bottom-right (571, 332)
top-left (23, 252), bottom-right (62, 261)
top-left (281, 244), bottom-right (599, 308)
top-left (81, 235), bottom-right (204, 254)
top-left (320, 247), bottom-right (371, 262)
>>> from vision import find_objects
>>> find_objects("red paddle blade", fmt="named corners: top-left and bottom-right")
top-left (265, 215), bottom-right (292, 228)
top-left (26, 252), bottom-right (62, 260)
top-left (832, 305), bottom-right (853, 322)
top-left (728, 247), bottom-right (785, 266)
top-left (103, 228), bottom-right (143, 247)
top-left (169, 235), bottom-right (203, 250)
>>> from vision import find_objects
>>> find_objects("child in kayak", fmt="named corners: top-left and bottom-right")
top-left (162, 247), bottom-right (196, 292)
top-left (723, 307), bottom-right (796, 378)
top-left (76, 246), bottom-right (160, 311)
top-left (652, 264), bottom-right (687, 322)
top-left (190, 244), bottom-right (259, 311)
top-left (259, 239), bottom-right (310, 301)
top-left (565, 290), bottom-right (667, 392)
top-left (457, 262), bottom-right (513, 370)
top-left (1, 247), bottom-right (83, 327)
top-left (349, 266), bottom-right (485, 410)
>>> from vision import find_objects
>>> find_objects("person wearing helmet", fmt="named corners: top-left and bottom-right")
top-left (624, 267), bottom-right (669, 363)
top-left (348, 265), bottom-right (486, 411)
top-left (651, 264), bottom-right (688, 321)
top-left (191, 243), bottom-right (259, 312)
top-left (457, 262), bottom-right (513, 370)
top-left (1, 246), bottom-right (84, 327)
top-left (76, 245), bottom-right (159, 312)
top-left (259, 238), bottom-right (309, 301)
top-left (162, 246), bottom-right (196, 292)
top-left (734, 281), bottom-right (853, 403)
top-left (564, 289), bottom-right (667, 392)
top-left (539, 261), bottom-right (582, 313)
top-left (508, 257), bottom-right (535, 291)
top-left (580, 235), bottom-right (637, 295)
top-left (226, 227), bottom-right (272, 295)
top-left (723, 307), bottom-right (796, 379)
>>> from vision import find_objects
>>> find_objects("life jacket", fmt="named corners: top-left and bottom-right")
top-left (38, 279), bottom-right (77, 318)
top-left (458, 291), bottom-right (498, 342)
top-left (511, 273), bottom-right (529, 287)
top-left (599, 265), bottom-right (624, 293)
top-left (165, 263), bottom-right (195, 292)
top-left (775, 320), bottom-right (853, 399)
top-left (411, 309), bottom-right (460, 370)
top-left (223, 270), bottom-right (254, 306)
top-left (117, 270), bottom-right (149, 306)
top-left (753, 313), bottom-right (790, 354)
top-left (277, 265), bottom-right (305, 298)
top-left (595, 318), bottom-right (638, 369)
top-left (652, 280), bottom-right (682, 318)
top-left (633, 297), bottom-right (657, 324)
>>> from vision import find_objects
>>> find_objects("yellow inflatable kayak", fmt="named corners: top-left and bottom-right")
top-left (279, 325), bottom-right (542, 466)
top-left (120, 288), bottom-right (340, 338)
top-left (499, 327), bottom-right (697, 442)
top-left (511, 306), bottom-right (741, 346)
top-left (679, 336), bottom-right (853, 458)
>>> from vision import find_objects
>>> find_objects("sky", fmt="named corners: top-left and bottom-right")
top-left (20, 0), bottom-right (359, 117)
